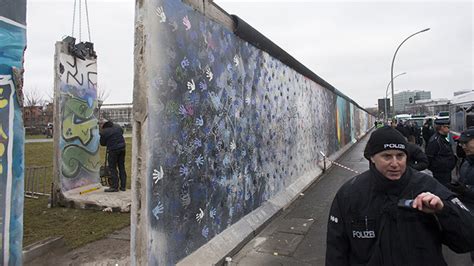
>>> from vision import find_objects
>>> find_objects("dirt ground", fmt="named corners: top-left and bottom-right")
top-left (26, 227), bottom-right (131, 266)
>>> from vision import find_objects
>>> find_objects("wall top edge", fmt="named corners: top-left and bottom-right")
top-left (189, 1), bottom-right (369, 114)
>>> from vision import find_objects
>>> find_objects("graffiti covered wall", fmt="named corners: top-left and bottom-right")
top-left (134, 0), bottom-right (374, 264)
top-left (55, 44), bottom-right (100, 192)
top-left (0, 0), bottom-right (26, 264)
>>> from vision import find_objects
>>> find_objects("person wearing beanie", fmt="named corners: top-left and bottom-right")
top-left (425, 119), bottom-right (457, 185)
top-left (326, 126), bottom-right (474, 265)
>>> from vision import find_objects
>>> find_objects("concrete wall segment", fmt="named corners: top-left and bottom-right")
top-left (53, 41), bottom-right (101, 194)
top-left (0, 3), bottom-right (26, 264)
top-left (131, 1), bottom-right (149, 264)
top-left (132, 0), bottom-right (375, 264)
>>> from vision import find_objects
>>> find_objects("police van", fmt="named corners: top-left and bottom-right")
top-left (394, 114), bottom-right (411, 124)
top-left (449, 91), bottom-right (474, 136)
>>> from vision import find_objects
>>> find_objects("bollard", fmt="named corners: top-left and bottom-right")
top-left (319, 151), bottom-right (327, 173)
top-left (323, 156), bottom-right (326, 173)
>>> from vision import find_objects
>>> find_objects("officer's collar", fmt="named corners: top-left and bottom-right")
top-left (465, 154), bottom-right (474, 164)
top-left (369, 163), bottom-right (410, 195)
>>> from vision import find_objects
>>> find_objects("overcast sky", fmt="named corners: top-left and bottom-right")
top-left (24, 0), bottom-right (473, 108)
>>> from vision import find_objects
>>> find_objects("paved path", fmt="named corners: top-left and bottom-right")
top-left (25, 138), bottom-right (53, 143)
top-left (25, 134), bottom-right (132, 143)
top-left (229, 134), bottom-right (370, 265)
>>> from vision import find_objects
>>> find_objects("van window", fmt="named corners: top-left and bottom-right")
top-left (438, 111), bottom-right (449, 117)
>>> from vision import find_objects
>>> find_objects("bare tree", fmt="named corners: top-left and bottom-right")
top-left (24, 88), bottom-right (45, 107)
top-left (97, 87), bottom-right (110, 106)
top-left (96, 87), bottom-right (110, 120)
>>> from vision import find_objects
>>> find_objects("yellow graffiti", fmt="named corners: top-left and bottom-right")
top-left (62, 114), bottom-right (98, 145)
top-left (61, 96), bottom-right (98, 145)
top-left (64, 97), bottom-right (96, 119)
top-left (0, 125), bottom-right (8, 175)
top-left (0, 125), bottom-right (7, 139)
top-left (0, 88), bottom-right (8, 109)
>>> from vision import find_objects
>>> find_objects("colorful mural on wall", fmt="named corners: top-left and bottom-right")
top-left (335, 95), bottom-right (352, 149)
top-left (0, 1), bottom-right (26, 264)
top-left (136, 0), bottom-right (373, 264)
top-left (57, 51), bottom-right (100, 192)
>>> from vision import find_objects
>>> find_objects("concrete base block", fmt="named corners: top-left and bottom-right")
top-left (60, 184), bottom-right (132, 212)
top-left (268, 190), bottom-right (293, 210)
top-left (244, 203), bottom-right (280, 231)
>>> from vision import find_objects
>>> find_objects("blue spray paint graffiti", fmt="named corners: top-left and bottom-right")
top-left (140, 0), bottom-right (373, 264)
top-left (57, 51), bottom-right (100, 192)
top-left (0, 7), bottom-right (26, 265)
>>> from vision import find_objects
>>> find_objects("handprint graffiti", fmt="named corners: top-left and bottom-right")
top-left (154, 6), bottom-right (166, 23)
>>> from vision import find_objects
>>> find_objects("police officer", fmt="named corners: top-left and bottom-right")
top-left (422, 118), bottom-right (435, 148)
top-left (457, 127), bottom-right (474, 263)
top-left (326, 127), bottom-right (474, 265)
top-left (425, 118), bottom-right (457, 186)
top-left (458, 127), bottom-right (474, 188)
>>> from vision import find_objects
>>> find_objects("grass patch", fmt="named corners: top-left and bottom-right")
top-left (24, 197), bottom-right (130, 248)
top-left (24, 139), bottom-right (132, 248)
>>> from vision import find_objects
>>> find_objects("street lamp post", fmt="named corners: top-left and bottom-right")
top-left (390, 28), bottom-right (430, 117)
top-left (385, 72), bottom-right (406, 121)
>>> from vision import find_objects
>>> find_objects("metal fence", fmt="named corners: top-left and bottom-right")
top-left (25, 166), bottom-right (51, 198)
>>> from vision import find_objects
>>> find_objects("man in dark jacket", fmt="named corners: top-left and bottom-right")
top-left (412, 121), bottom-right (423, 146)
top-left (100, 120), bottom-right (126, 192)
top-left (395, 121), bottom-right (410, 138)
top-left (406, 135), bottom-right (428, 171)
top-left (326, 127), bottom-right (474, 265)
top-left (422, 119), bottom-right (435, 148)
top-left (455, 127), bottom-right (474, 262)
top-left (425, 119), bottom-right (457, 186)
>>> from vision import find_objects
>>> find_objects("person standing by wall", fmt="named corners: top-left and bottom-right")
top-left (425, 119), bottom-right (457, 186)
top-left (99, 120), bottom-right (127, 192)
top-left (326, 127), bottom-right (474, 265)
top-left (422, 118), bottom-right (435, 148)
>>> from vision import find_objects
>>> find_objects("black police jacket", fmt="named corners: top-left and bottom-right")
top-left (459, 156), bottom-right (474, 205)
top-left (460, 155), bottom-right (474, 186)
top-left (425, 132), bottom-right (457, 173)
top-left (406, 143), bottom-right (428, 171)
top-left (326, 166), bottom-right (474, 266)
top-left (422, 125), bottom-right (434, 141)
